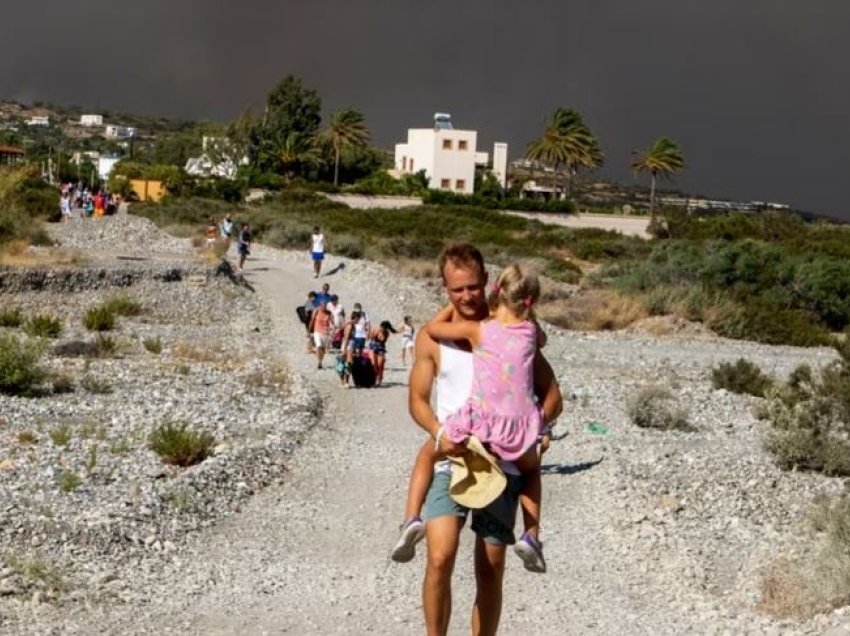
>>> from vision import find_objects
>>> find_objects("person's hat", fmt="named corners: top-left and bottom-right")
top-left (380, 320), bottom-right (397, 334)
top-left (448, 436), bottom-right (506, 509)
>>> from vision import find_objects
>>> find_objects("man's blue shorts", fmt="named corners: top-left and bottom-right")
top-left (311, 251), bottom-right (324, 262)
top-left (422, 471), bottom-right (523, 545)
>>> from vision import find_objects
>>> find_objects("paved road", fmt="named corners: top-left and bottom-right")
top-left (324, 193), bottom-right (651, 238)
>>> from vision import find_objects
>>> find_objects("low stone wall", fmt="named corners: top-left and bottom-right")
top-left (0, 265), bottom-right (207, 293)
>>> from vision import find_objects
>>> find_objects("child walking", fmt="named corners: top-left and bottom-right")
top-left (400, 315), bottom-right (415, 365)
top-left (391, 264), bottom-right (550, 572)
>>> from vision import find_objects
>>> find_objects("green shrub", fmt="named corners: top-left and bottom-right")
top-left (143, 336), bottom-right (163, 354)
top-left (93, 334), bottom-right (118, 357)
top-left (83, 306), bottom-right (115, 331)
top-left (49, 424), bottom-right (71, 446)
top-left (0, 334), bottom-right (46, 395)
top-left (24, 314), bottom-right (63, 338)
top-left (0, 308), bottom-right (23, 328)
top-left (149, 422), bottom-right (215, 467)
top-left (103, 296), bottom-right (142, 317)
top-left (764, 353), bottom-right (850, 476)
top-left (627, 386), bottom-right (693, 431)
top-left (80, 375), bottom-right (113, 394)
top-left (51, 373), bottom-right (75, 394)
top-left (711, 358), bottom-right (773, 397)
top-left (58, 471), bottom-right (81, 493)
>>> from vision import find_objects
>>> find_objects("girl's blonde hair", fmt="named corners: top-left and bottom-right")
top-left (488, 264), bottom-right (540, 320)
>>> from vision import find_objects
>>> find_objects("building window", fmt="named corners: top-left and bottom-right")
top-left (409, 159), bottom-right (414, 171)
top-left (402, 156), bottom-right (407, 171)
top-left (442, 139), bottom-right (453, 150)
top-left (455, 179), bottom-right (466, 191)
top-left (440, 179), bottom-right (451, 189)
top-left (458, 140), bottom-right (468, 151)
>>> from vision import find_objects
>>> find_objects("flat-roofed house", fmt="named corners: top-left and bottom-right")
top-left (0, 144), bottom-right (24, 165)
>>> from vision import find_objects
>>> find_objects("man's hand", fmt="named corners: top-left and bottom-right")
top-left (539, 433), bottom-right (551, 455)
top-left (440, 435), bottom-right (467, 457)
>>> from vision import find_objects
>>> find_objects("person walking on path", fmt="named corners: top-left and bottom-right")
top-left (423, 263), bottom-right (549, 572)
top-left (236, 223), bottom-right (252, 271)
top-left (308, 301), bottom-right (333, 369)
top-left (310, 226), bottom-right (327, 278)
top-left (400, 315), bottom-right (415, 365)
top-left (405, 244), bottom-right (562, 635)
top-left (368, 320), bottom-right (396, 387)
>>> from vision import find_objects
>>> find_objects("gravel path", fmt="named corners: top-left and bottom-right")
top-left (3, 211), bottom-right (850, 634)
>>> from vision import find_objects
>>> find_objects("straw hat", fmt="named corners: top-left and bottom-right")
top-left (448, 436), bottom-right (507, 509)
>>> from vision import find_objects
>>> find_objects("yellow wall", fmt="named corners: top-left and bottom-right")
top-left (130, 179), bottom-right (166, 202)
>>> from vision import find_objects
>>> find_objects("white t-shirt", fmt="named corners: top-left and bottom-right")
top-left (311, 233), bottom-right (325, 254)
top-left (327, 302), bottom-right (345, 329)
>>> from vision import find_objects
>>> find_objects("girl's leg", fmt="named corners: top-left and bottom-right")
top-left (514, 447), bottom-right (542, 540)
top-left (392, 439), bottom-right (440, 563)
top-left (404, 439), bottom-right (438, 519)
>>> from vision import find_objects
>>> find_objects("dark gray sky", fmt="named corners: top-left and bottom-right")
top-left (3, 1), bottom-right (849, 219)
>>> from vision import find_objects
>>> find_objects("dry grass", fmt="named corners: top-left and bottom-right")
top-left (243, 363), bottom-right (290, 394)
top-left (383, 257), bottom-right (440, 280)
top-left (171, 339), bottom-right (241, 369)
top-left (538, 289), bottom-right (647, 331)
top-left (0, 241), bottom-right (86, 267)
top-left (759, 495), bottom-right (850, 618)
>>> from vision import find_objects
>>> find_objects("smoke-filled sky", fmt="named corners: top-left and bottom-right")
top-left (2, 1), bottom-right (849, 219)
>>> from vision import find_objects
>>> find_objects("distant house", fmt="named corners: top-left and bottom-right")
top-left (104, 125), bottom-right (136, 140)
top-left (26, 115), bottom-right (49, 127)
top-left (79, 114), bottom-right (103, 127)
top-left (97, 156), bottom-right (121, 180)
top-left (0, 144), bottom-right (24, 166)
top-left (184, 136), bottom-right (246, 180)
top-left (393, 113), bottom-right (506, 195)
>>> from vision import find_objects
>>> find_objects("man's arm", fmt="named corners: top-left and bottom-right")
top-left (533, 351), bottom-right (563, 425)
top-left (408, 330), bottom-right (466, 455)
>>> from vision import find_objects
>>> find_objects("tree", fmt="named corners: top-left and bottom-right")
top-left (321, 107), bottom-right (369, 186)
top-left (256, 75), bottom-right (322, 173)
top-left (631, 137), bottom-right (685, 217)
top-left (525, 108), bottom-right (603, 198)
top-left (274, 132), bottom-right (322, 182)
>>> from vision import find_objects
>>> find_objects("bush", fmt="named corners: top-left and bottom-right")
top-left (58, 471), bottom-right (81, 493)
top-left (103, 296), bottom-right (142, 317)
top-left (51, 373), bottom-right (75, 394)
top-left (0, 308), bottom-right (23, 328)
top-left (149, 422), bottom-right (215, 467)
top-left (711, 358), bottom-right (773, 397)
top-left (143, 336), bottom-right (163, 354)
top-left (0, 334), bottom-right (46, 395)
top-left (764, 352), bottom-right (850, 475)
top-left (627, 386), bottom-right (693, 431)
top-left (80, 375), bottom-right (113, 394)
top-left (83, 306), bottom-right (115, 331)
top-left (49, 424), bottom-right (71, 446)
top-left (24, 314), bottom-right (62, 338)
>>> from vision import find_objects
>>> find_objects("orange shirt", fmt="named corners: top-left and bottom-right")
top-left (313, 310), bottom-right (331, 335)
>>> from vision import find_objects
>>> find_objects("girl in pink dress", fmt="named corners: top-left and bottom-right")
top-left (424, 263), bottom-right (547, 570)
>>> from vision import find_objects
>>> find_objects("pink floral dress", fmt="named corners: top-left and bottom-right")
top-left (443, 319), bottom-right (542, 461)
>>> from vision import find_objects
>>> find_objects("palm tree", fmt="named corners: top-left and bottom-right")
top-left (322, 107), bottom-right (369, 186)
top-left (274, 131), bottom-right (322, 182)
top-left (525, 108), bottom-right (603, 199)
top-left (631, 137), bottom-right (685, 216)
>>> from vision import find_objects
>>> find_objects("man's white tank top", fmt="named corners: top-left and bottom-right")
top-left (436, 341), bottom-right (473, 422)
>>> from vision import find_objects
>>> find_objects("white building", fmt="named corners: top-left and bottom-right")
top-left (394, 113), bottom-right (507, 195)
top-left (26, 116), bottom-right (50, 127)
top-left (104, 125), bottom-right (136, 140)
top-left (79, 114), bottom-right (103, 127)
top-left (184, 136), bottom-right (247, 180)
top-left (97, 156), bottom-right (121, 181)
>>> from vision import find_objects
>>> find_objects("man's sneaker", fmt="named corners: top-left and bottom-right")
top-left (391, 516), bottom-right (425, 563)
top-left (514, 532), bottom-right (546, 573)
